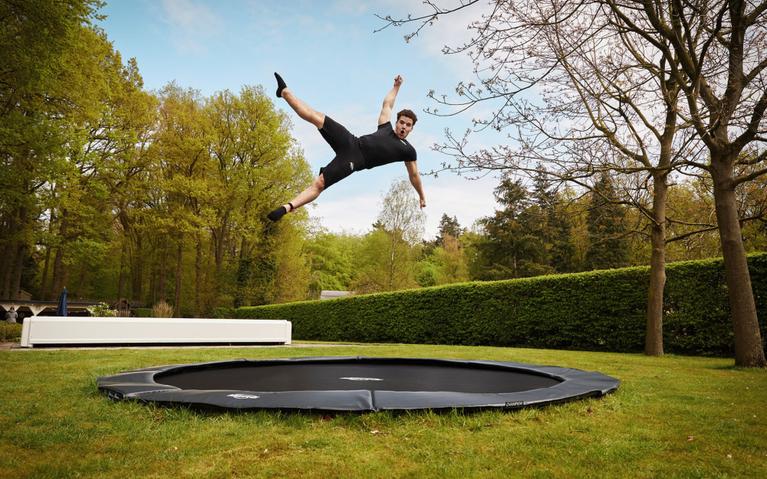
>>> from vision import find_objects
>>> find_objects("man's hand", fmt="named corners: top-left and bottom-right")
top-left (419, 197), bottom-right (426, 209)
top-left (379, 76), bottom-right (403, 125)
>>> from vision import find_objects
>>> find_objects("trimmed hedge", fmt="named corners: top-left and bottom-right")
top-left (132, 308), bottom-right (152, 318)
top-left (0, 322), bottom-right (22, 342)
top-left (236, 253), bottom-right (767, 356)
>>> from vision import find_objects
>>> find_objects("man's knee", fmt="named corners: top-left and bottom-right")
top-left (314, 174), bottom-right (326, 191)
top-left (309, 112), bottom-right (325, 129)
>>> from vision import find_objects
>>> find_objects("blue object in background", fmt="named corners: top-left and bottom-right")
top-left (57, 287), bottom-right (68, 317)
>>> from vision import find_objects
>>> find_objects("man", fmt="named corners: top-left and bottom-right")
top-left (5, 307), bottom-right (18, 324)
top-left (267, 73), bottom-right (426, 221)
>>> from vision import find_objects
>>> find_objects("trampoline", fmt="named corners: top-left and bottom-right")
top-left (98, 357), bottom-right (619, 412)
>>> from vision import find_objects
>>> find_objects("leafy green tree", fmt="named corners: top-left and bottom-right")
top-left (431, 233), bottom-right (469, 284)
top-left (152, 84), bottom-right (211, 314)
top-left (207, 86), bottom-right (310, 308)
top-left (271, 221), bottom-right (311, 303)
top-left (304, 231), bottom-right (358, 298)
top-left (418, 214), bottom-right (469, 286)
top-left (0, 0), bottom-right (108, 299)
top-left (41, 27), bottom-right (145, 301)
top-left (353, 180), bottom-right (424, 292)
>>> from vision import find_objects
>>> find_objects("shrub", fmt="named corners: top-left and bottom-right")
top-left (152, 301), bottom-right (174, 318)
top-left (0, 323), bottom-right (22, 342)
top-left (236, 254), bottom-right (767, 356)
top-left (86, 302), bottom-right (117, 317)
top-left (213, 307), bottom-right (235, 319)
top-left (133, 308), bottom-right (152, 318)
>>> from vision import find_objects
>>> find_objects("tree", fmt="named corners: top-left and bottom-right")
top-left (304, 231), bottom-right (358, 298)
top-left (586, 174), bottom-right (630, 270)
top-left (435, 214), bottom-right (462, 246)
top-left (0, 0), bottom-right (107, 299)
top-left (272, 221), bottom-right (311, 303)
top-left (418, 213), bottom-right (470, 286)
top-left (378, 1), bottom-right (767, 364)
top-left (629, 0), bottom-right (767, 366)
top-left (432, 233), bottom-right (470, 284)
top-left (203, 86), bottom-right (310, 309)
top-left (153, 84), bottom-right (211, 314)
top-left (476, 176), bottom-right (552, 279)
top-left (354, 180), bottom-right (425, 292)
top-left (532, 168), bottom-right (577, 273)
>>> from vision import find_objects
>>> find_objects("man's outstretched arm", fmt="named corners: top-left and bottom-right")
top-left (378, 75), bottom-right (403, 125)
top-left (405, 160), bottom-right (426, 208)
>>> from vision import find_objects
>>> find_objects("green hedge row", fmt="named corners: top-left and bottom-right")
top-left (0, 323), bottom-right (22, 342)
top-left (236, 254), bottom-right (767, 356)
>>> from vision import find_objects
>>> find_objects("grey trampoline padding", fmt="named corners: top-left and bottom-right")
top-left (98, 356), bottom-right (620, 412)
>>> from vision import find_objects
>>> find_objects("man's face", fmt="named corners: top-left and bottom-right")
top-left (395, 116), bottom-right (414, 140)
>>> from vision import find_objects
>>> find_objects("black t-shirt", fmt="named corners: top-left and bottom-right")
top-left (358, 122), bottom-right (417, 170)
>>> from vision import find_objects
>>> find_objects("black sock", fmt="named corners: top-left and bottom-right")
top-left (267, 205), bottom-right (288, 222)
top-left (274, 72), bottom-right (287, 98)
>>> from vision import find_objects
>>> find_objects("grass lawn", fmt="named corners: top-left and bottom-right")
top-left (0, 343), bottom-right (765, 478)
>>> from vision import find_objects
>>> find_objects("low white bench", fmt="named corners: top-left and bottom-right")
top-left (20, 316), bottom-right (291, 347)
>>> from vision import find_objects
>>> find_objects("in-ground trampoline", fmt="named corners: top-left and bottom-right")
top-left (98, 357), bottom-right (619, 412)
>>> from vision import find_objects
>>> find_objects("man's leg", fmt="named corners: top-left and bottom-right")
top-left (288, 174), bottom-right (326, 210)
top-left (275, 73), bottom-right (325, 129)
top-left (267, 174), bottom-right (325, 222)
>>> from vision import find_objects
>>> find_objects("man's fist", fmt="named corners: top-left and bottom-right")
top-left (419, 197), bottom-right (426, 209)
top-left (394, 75), bottom-right (404, 87)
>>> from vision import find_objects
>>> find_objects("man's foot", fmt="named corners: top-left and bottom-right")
top-left (267, 202), bottom-right (293, 222)
top-left (274, 72), bottom-right (287, 98)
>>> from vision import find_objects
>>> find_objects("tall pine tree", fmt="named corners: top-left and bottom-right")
top-left (436, 214), bottom-right (462, 246)
top-left (477, 175), bottom-right (551, 278)
top-left (532, 168), bottom-right (576, 273)
top-left (585, 173), bottom-right (629, 270)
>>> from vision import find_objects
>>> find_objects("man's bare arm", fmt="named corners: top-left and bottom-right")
top-left (378, 75), bottom-right (403, 125)
top-left (405, 160), bottom-right (426, 208)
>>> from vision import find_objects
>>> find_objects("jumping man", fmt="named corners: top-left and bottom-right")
top-left (267, 73), bottom-right (426, 221)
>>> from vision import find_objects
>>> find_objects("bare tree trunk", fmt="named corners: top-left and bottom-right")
top-left (211, 223), bottom-right (227, 310)
top-left (40, 244), bottom-right (51, 300)
top-left (131, 234), bottom-right (144, 304)
top-left (645, 176), bottom-right (668, 356)
top-left (10, 243), bottom-right (25, 300)
top-left (174, 236), bottom-right (183, 317)
top-left (212, 218), bottom-right (228, 276)
top-left (51, 246), bottom-right (66, 299)
top-left (7, 206), bottom-right (30, 299)
top-left (117, 240), bottom-right (127, 303)
top-left (51, 211), bottom-right (69, 299)
top-left (1, 211), bottom-right (19, 298)
top-left (39, 210), bottom-right (56, 300)
top-left (712, 160), bottom-right (766, 367)
top-left (195, 234), bottom-right (202, 317)
top-left (1, 242), bottom-right (15, 298)
top-left (149, 266), bottom-right (156, 307)
top-left (0, 239), bottom-right (9, 298)
top-left (158, 242), bottom-right (167, 303)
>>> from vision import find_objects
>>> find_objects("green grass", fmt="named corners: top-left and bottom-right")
top-left (0, 343), bottom-right (765, 478)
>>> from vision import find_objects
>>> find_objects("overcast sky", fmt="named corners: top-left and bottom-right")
top-left (98, 0), bottom-right (504, 239)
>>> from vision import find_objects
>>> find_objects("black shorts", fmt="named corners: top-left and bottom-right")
top-left (318, 116), bottom-right (365, 189)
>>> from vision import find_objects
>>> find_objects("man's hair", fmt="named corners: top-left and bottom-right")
top-left (396, 109), bottom-right (418, 125)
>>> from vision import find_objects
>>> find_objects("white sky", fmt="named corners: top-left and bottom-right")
top-left (98, 0), bottom-right (503, 239)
